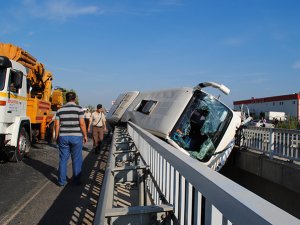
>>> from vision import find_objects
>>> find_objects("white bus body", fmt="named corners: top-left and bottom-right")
top-left (107, 83), bottom-right (241, 171)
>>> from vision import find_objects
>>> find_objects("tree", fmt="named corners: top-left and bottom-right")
top-left (86, 104), bottom-right (95, 112)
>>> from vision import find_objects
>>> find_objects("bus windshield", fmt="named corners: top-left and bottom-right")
top-left (169, 90), bottom-right (233, 162)
top-left (0, 69), bottom-right (6, 91)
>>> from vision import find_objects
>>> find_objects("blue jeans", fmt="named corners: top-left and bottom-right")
top-left (58, 136), bottom-right (83, 185)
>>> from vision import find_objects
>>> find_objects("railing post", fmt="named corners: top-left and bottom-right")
top-left (268, 129), bottom-right (275, 159)
top-left (137, 153), bottom-right (145, 206)
top-left (138, 168), bottom-right (145, 206)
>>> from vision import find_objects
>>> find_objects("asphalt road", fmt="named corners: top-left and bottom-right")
top-left (0, 136), bottom-right (110, 225)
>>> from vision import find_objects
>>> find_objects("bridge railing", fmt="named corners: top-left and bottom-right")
top-left (126, 122), bottom-right (299, 225)
top-left (241, 126), bottom-right (300, 162)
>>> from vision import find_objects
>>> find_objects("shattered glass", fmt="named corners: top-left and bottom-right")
top-left (170, 90), bottom-right (233, 162)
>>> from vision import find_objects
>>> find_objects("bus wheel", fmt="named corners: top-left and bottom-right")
top-left (10, 127), bottom-right (30, 162)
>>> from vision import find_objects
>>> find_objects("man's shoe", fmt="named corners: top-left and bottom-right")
top-left (57, 182), bottom-right (66, 187)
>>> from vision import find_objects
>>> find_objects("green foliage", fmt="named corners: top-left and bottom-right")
top-left (86, 104), bottom-right (95, 112)
top-left (276, 116), bottom-right (300, 130)
top-left (63, 88), bottom-right (79, 105)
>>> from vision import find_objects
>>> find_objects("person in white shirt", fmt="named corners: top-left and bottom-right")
top-left (84, 109), bottom-right (91, 131)
top-left (88, 104), bottom-right (107, 154)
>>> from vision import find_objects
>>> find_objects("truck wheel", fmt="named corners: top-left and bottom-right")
top-left (10, 127), bottom-right (30, 162)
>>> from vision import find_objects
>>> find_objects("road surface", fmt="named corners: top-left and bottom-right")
top-left (0, 136), bottom-right (110, 225)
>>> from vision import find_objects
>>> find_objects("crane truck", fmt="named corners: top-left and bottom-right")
top-left (0, 43), bottom-right (63, 161)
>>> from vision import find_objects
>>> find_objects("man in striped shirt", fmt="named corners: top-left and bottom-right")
top-left (55, 92), bottom-right (87, 186)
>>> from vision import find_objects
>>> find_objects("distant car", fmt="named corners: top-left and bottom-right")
top-left (249, 120), bottom-right (275, 128)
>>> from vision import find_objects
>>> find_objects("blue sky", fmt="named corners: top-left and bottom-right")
top-left (1, 0), bottom-right (300, 109)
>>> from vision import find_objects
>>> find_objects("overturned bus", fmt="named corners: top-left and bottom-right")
top-left (106, 82), bottom-right (241, 171)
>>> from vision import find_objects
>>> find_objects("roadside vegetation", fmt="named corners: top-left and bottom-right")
top-left (276, 117), bottom-right (300, 130)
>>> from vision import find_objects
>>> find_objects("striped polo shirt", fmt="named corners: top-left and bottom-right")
top-left (55, 102), bottom-right (84, 136)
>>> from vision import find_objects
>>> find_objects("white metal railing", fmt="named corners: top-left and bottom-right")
top-left (127, 122), bottom-right (299, 225)
top-left (241, 127), bottom-right (300, 161)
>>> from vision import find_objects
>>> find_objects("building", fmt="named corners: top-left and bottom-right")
top-left (233, 93), bottom-right (300, 120)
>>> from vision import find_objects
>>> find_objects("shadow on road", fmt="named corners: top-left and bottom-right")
top-left (23, 157), bottom-right (58, 185)
top-left (0, 152), bottom-right (9, 164)
top-left (37, 137), bottom-right (110, 225)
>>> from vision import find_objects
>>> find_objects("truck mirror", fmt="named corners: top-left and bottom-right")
top-left (13, 71), bottom-right (23, 89)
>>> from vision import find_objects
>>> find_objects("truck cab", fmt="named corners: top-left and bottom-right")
top-left (0, 56), bottom-right (31, 161)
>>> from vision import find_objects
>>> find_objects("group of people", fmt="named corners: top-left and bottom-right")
top-left (54, 91), bottom-right (108, 186)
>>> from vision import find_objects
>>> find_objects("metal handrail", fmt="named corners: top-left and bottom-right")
top-left (241, 127), bottom-right (300, 161)
top-left (93, 129), bottom-right (116, 225)
top-left (127, 122), bottom-right (299, 225)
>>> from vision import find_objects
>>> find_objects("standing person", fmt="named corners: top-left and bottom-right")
top-left (84, 109), bottom-right (91, 132)
top-left (88, 104), bottom-right (107, 154)
top-left (54, 92), bottom-right (88, 186)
